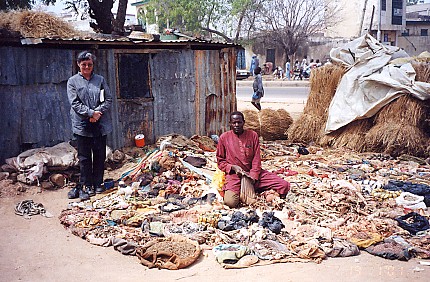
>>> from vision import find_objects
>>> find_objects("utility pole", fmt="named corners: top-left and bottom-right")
top-left (377, 0), bottom-right (382, 41)
top-left (359, 0), bottom-right (369, 37)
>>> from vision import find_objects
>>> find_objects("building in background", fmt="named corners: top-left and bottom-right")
top-left (322, 0), bottom-right (429, 56)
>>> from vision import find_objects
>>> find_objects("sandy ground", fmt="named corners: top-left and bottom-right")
top-left (237, 97), bottom-right (306, 121)
top-left (1, 97), bottom-right (429, 282)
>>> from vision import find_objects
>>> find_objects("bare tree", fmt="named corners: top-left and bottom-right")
top-left (259, 0), bottom-right (341, 59)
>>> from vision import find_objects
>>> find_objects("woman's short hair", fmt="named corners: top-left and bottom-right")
top-left (77, 51), bottom-right (96, 63)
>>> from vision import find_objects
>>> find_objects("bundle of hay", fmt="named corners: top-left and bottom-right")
top-left (289, 61), bottom-right (430, 158)
top-left (364, 95), bottom-right (429, 157)
top-left (243, 109), bottom-right (293, 141)
top-left (260, 109), bottom-right (293, 140)
top-left (243, 110), bottom-right (260, 133)
top-left (320, 119), bottom-right (374, 152)
top-left (287, 64), bottom-right (346, 143)
top-left (363, 61), bottom-right (430, 158)
top-left (0, 10), bottom-right (80, 38)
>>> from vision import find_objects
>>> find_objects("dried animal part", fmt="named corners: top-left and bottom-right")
top-left (156, 134), bottom-right (202, 152)
top-left (249, 239), bottom-right (291, 260)
top-left (293, 242), bottom-right (326, 263)
top-left (190, 135), bottom-right (217, 152)
top-left (49, 173), bottom-right (67, 187)
top-left (260, 190), bottom-right (280, 203)
top-left (223, 255), bottom-right (259, 268)
top-left (112, 150), bottom-right (126, 163)
top-left (168, 206), bottom-right (200, 221)
top-left (324, 238), bottom-right (360, 257)
top-left (158, 152), bottom-right (177, 171)
top-left (349, 231), bottom-right (384, 248)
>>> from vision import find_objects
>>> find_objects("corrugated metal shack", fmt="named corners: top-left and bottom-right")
top-left (0, 36), bottom-right (239, 163)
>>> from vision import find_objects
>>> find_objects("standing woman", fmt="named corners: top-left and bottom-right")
top-left (67, 51), bottom-right (113, 200)
top-left (251, 66), bottom-right (264, 111)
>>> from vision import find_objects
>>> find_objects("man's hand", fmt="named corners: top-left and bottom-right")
top-left (231, 165), bottom-right (245, 176)
top-left (92, 111), bottom-right (102, 121)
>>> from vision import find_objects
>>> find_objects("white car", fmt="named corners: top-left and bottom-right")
top-left (236, 69), bottom-right (251, 80)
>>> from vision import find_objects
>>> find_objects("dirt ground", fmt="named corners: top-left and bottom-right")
top-left (0, 98), bottom-right (428, 282)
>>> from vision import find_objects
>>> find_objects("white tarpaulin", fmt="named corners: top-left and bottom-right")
top-left (325, 34), bottom-right (430, 133)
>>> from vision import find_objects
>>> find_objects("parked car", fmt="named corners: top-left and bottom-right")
top-left (236, 69), bottom-right (251, 80)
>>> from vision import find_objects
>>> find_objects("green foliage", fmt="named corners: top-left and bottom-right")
top-left (144, 0), bottom-right (215, 31)
top-left (141, 0), bottom-right (262, 41)
top-left (0, 0), bottom-right (56, 11)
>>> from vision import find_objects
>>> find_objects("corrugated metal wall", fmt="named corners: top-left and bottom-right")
top-left (150, 49), bottom-right (198, 138)
top-left (0, 47), bottom-right (122, 162)
top-left (195, 48), bottom-right (237, 137)
top-left (0, 44), bottom-right (237, 163)
top-left (0, 47), bottom-right (74, 162)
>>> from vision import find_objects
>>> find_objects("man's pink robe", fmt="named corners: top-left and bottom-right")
top-left (216, 130), bottom-right (290, 194)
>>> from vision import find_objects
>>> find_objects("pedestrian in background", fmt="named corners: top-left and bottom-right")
top-left (285, 59), bottom-right (291, 80)
top-left (67, 51), bottom-right (113, 200)
top-left (251, 66), bottom-right (264, 111)
top-left (249, 54), bottom-right (259, 75)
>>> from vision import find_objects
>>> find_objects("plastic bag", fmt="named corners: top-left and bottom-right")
top-left (395, 212), bottom-right (430, 235)
top-left (210, 168), bottom-right (225, 193)
top-left (395, 192), bottom-right (426, 210)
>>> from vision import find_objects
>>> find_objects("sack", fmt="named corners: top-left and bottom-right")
top-left (252, 91), bottom-right (261, 99)
top-left (240, 176), bottom-right (257, 205)
top-left (136, 234), bottom-right (201, 270)
top-left (395, 212), bottom-right (430, 235)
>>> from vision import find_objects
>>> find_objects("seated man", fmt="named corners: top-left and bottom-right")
top-left (216, 111), bottom-right (290, 208)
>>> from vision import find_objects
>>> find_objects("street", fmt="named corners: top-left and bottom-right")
top-left (236, 86), bottom-right (309, 102)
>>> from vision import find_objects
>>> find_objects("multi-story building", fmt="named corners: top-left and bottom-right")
top-left (324, 0), bottom-right (429, 56)
top-left (399, 2), bottom-right (430, 55)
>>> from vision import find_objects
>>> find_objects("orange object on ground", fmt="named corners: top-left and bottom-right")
top-left (135, 134), bottom-right (145, 147)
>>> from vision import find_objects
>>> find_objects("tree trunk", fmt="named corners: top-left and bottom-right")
top-left (88, 0), bottom-right (114, 34)
top-left (201, 27), bottom-right (232, 42)
top-left (112, 0), bottom-right (128, 34)
top-left (234, 9), bottom-right (247, 42)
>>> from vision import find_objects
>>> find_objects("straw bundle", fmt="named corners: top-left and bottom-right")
top-left (243, 109), bottom-right (293, 140)
top-left (365, 122), bottom-right (428, 157)
top-left (286, 113), bottom-right (323, 143)
top-left (287, 64), bottom-right (346, 143)
top-left (364, 94), bottom-right (429, 157)
top-left (0, 10), bottom-right (80, 38)
top-left (320, 119), bottom-right (374, 152)
top-left (243, 110), bottom-right (260, 133)
top-left (412, 62), bottom-right (430, 82)
top-left (259, 109), bottom-right (293, 141)
top-left (363, 62), bottom-right (430, 157)
top-left (305, 64), bottom-right (346, 116)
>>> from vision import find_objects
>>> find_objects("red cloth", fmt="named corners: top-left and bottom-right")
top-left (216, 130), bottom-right (290, 195)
